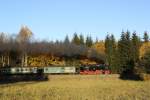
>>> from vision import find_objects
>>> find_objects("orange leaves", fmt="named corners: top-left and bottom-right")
top-left (140, 42), bottom-right (150, 58)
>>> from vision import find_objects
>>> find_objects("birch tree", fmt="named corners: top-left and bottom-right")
top-left (17, 25), bottom-right (33, 67)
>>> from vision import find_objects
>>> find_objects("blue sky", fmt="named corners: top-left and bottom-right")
top-left (0, 0), bottom-right (150, 41)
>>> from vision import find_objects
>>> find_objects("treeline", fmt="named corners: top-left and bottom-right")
top-left (0, 26), bottom-right (104, 67)
top-left (1, 25), bottom-right (150, 77)
top-left (105, 31), bottom-right (150, 78)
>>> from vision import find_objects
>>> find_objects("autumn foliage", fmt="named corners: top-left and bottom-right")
top-left (0, 26), bottom-right (150, 78)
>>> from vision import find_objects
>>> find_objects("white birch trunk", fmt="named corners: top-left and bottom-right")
top-left (21, 55), bottom-right (24, 67)
top-left (7, 55), bottom-right (10, 66)
top-left (24, 53), bottom-right (28, 67)
top-left (1, 55), bottom-right (3, 67)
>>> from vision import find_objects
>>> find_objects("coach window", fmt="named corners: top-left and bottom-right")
top-left (45, 68), bottom-right (48, 71)
top-left (85, 67), bottom-right (89, 71)
top-left (17, 68), bottom-right (19, 72)
top-left (21, 68), bottom-right (24, 72)
top-left (25, 68), bottom-right (28, 71)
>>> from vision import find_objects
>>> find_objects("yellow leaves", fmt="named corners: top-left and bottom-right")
top-left (17, 25), bottom-right (33, 43)
top-left (28, 55), bottom-right (65, 67)
top-left (139, 73), bottom-right (150, 81)
top-left (92, 41), bottom-right (105, 55)
top-left (26, 42), bottom-right (106, 66)
top-left (80, 59), bottom-right (97, 65)
top-left (139, 42), bottom-right (150, 58)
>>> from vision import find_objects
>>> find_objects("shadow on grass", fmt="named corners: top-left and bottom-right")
top-left (119, 70), bottom-right (142, 81)
top-left (0, 74), bottom-right (48, 84)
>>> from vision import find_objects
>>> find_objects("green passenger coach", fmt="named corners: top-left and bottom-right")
top-left (43, 67), bottom-right (76, 74)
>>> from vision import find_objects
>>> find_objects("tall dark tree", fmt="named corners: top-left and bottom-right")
top-left (126, 30), bottom-right (133, 60)
top-left (95, 37), bottom-right (99, 43)
top-left (64, 35), bottom-right (70, 44)
top-left (86, 36), bottom-right (93, 47)
top-left (118, 31), bottom-right (126, 71)
top-left (105, 34), bottom-right (118, 73)
top-left (118, 31), bottom-right (133, 73)
top-left (79, 34), bottom-right (85, 45)
top-left (105, 35), bottom-right (111, 65)
top-left (72, 33), bottom-right (80, 45)
top-left (143, 31), bottom-right (149, 43)
top-left (131, 32), bottom-right (141, 65)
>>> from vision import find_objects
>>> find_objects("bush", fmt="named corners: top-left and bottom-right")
top-left (140, 50), bottom-right (150, 74)
top-left (120, 69), bottom-right (141, 80)
top-left (139, 73), bottom-right (150, 81)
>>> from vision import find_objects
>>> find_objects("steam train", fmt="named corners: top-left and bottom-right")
top-left (0, 65), bottom-right (111, 82)
top-left (0, 64), bottom-right (111, 75)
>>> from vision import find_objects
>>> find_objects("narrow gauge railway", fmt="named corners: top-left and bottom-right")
top-left (0, 65), bottom-right (111, 82)
top-left (0, 64), bottom-right (111, 75)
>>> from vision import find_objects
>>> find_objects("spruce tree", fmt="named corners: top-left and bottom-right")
top-left (118, 31), bottom-right (133, 72)
top-left (105, 35), bottom-right (111, 65)
top-left (64, 35), bottom-right (70, 44)
top-left (109, 35), bottom-right (118, 73)
top-left (95, 37), bottom-right (99, 43)
top-left (72, 33), bottom-right (80, 45)
top-left (131, 32), bottom-right (141, 65)
top-left (79, 34), bottom-right (85, 45)
top-left (105, 34), bottom-right (118, 73)
top-left (125, 30), bottom-right (133, 61)
top-left (143, 31), bottom-right (149, 42)
top-left (89, 36), bottom-right (93, 47)
top-left (86, 36), bottom-right (93, 47)
top-left (118, 31), bottom-right (126, 71)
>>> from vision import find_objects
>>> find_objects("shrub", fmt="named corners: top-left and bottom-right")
top-left (139, 73), bottom-right (150, 81)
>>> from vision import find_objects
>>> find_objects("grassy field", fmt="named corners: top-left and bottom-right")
top-left (0, 75), bottom-right (150, 100)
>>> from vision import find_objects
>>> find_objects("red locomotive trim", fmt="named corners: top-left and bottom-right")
top-left (80, 70), bottom-right (111, 75)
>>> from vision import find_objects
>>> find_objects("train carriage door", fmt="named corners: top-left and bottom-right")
top-left (37, 68), bottom-right (44, 75)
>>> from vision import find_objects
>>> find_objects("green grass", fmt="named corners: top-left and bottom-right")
top-left (0, 75), bottom-right (150, 100)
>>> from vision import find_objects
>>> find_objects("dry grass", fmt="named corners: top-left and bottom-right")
top-left (0, 75), bottom-right (150, 100)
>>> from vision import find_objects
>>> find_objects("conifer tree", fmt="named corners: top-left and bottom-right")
top-left (105, 34), bottom-right (118, 73)
top-left (143, 31), bottom-right (149, 42)
top-left (105, 35), bottom-right (111, 65)
top-left (85, 36), bottom-right (89, 47)
top-left (131, 32), bottom-right (141, 65)
top-left (64, 35), bottom-right (70, 44)
top-left (72, 33), bottom-right (80, 45)
top-left (118, 31), bottom-right (126, 70)
top-left (118, 31), bottom-right (133, 72)
top-left (125, 30), bottom-right (133, 61)
top-left (86, 36), bottom-right (93, 47)
top-left (95, 37), bottom-right (99, 43)
top-left (79, 34), bottom-right (85, 45)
